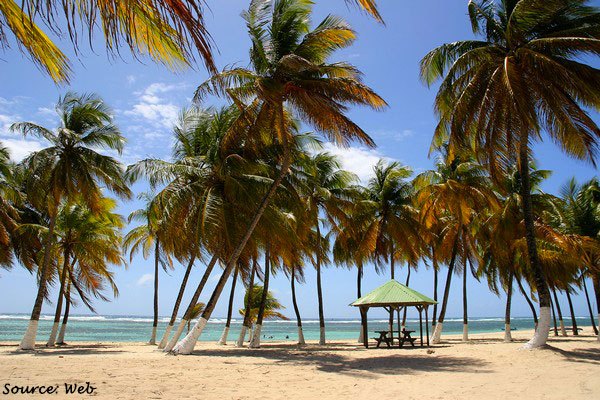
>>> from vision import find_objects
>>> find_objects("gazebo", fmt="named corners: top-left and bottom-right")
top-left (350, 280), bottom-right (437, 348)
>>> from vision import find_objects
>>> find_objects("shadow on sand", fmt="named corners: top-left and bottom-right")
top-left (6, 343), bottom-right (127, 356)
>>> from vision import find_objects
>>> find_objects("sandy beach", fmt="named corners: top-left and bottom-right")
top-left (0, 327), bottom-right (598, 399)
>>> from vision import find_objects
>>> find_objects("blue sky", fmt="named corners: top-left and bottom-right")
top-left (0, 0), bottom-right (598, 321)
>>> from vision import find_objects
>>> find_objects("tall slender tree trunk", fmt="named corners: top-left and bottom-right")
top-left (565, 289), bottom-right (578, 336)
top-left (592, 274), bottom-right (600, 342)
top-left (402, 265), bottom-right (411, 330)
top-left (504, 272), bottom-right (513, 342)
top-left (388, 242), bottom-right (395, 339)
top-left (57, 284), bottom-right (70, 345)
top-left (517, 278), bottom-right (538, 328)
top-left (163, 254), bottom-right (218, 352)
top-left (550, 295), bottom-right (559, 336)
top-left (237, 258), bottom-right (257, 347)
top-left (158, 256), bottom-right (196, 349)
top-left (432, 237), bottom-right (459, 344)
top-left (462, 259), bottom-right (468, 342)
top-left (20, 214), bottom-right (57, 350)
top-left (149, 241), bottom-right (160, 345)
top-left (356, 263), bottom-right (364, 343)
top-left (250, 247), bottom-right (270, 348)
top-left (316, 222), bottom-right (326, 345)
top-left (519, 137), bottom-right (551, 349)
top-left (291, 265), bottom-right (305, 345)
top-left (432, 259), bottom-right (438, 330)
top-left (581, 276), bottom-right (598, 335)
top-left (47, 249), bottom-right (70, 347)
top-left (219, 264), bottom-right (239, 345)
top-left (172, 114), bottom-right (292, 355)
top-left (551, 287), bottom-right (567, 336)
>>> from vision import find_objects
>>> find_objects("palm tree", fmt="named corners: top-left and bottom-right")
top-left (0, 0), bottom-right (215, 83)
top-left (239, 285), bottom-right (289, 328)
top-left (300, 152), bottom-right (357, 345)
top-left (11, 92), bottom-right (130, 350)
top-left (173, 0), bottom-right (384, 355)
top-left (0, 144), bottom-right (19, 270)
top-left (420, 0), bottom-right (600, 349)
top-left (415, 152), bottom-right (496, 343)
top-left (123, 194), bottom-right (173, 345)
top-left (218, 263), bottom-right (240, 345)
top-left (187, 303), bottom-right (206, 333)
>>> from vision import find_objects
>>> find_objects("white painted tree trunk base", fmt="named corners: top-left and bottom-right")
top-left (149, 326), bottom-right (157, 345)
top-left (20, 320), bottom-right (39, 350)
top-left (462, 324), bottom-right (469, 341)
top-left (218, 326), bottom-right (230, 345)
top-left (57, 323), bottom-right (67, 344)
top-left (164, 320), bottom-right (187, 352)
top-left (47, 322), bottom-right (60, 347)
top-left (319, 326), bottom-right (326, 345)
top-left (432, 322), bottom-right (443, 344)
top-left (504, 324), bottom-right (512, 342)
top-left (298, 326), bottom-right (306, 345)
top-left (249, 324), bottom-right (262, 348)
top-left (157, 324), bottom-right (173, 349)
top-left (172, 318), bottom-right (207, 355)
top-left (522, 307), bottom-right (551, 350)
top-left (236, 326), bottom-right (248, 347)
top-left (559, 320), bottom-right (567, 337)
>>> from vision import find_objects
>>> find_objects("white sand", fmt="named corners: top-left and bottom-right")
top-left (0, 327), bottom-right (598, 399)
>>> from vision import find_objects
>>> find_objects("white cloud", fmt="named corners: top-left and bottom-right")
top-left (124, 82), bottom-right (187, 129)
top-left (136, 273), bottom-right (154, 286)
top-left (321, 142), bottom-right (391, 183)
top-left (126, 75), bottom-right (137, 85)
top-left (2, 138), bottom-right (44, 162)
top-left (372, 129), bottom-right (416, 142)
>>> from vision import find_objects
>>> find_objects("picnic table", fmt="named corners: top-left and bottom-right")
top-left (373, 329), bottom-right (417, 348)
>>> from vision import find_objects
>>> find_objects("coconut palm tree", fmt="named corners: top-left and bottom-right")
top-left (123, 194), bottom-right (173, 345)
top-left (0, 0), bottom-right (215, 83)
top-left (420, 0), bottom-right (600, 348)
top-left (0, 144), bottom-right (19, 270)
top-left (173, 0), bottom-right (384, 355)
top-left (239, 285), bottom-right (289, 328)
top-left (11, 92), bottom-right (130, 350)
top-left (218, 263), bottom-right (240, 345)
top-left (187, 302), bottom-right (206, 333)
top-left (415, 152), bottom-right (496, 343)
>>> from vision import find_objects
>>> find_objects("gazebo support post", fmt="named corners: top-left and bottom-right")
top-left (425, 306), bottom-right (430, 347)
top-left (418, 306), bottom-right (424, 347)
top-left (397, 307), bottom-right (402, 348)
top-left (360, 307), bottom-right (369, 348)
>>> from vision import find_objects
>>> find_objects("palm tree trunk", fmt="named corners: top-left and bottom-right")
top-left (504, 272), bottom-right (513, 342)
top-left (316, 223), bottom-right (326, 345)
top-left (388, 242), bottom-right (395, 340)
top-left (592, 274), bottom-right (600, 342)
top-left (57, 284), bottom-right (70, 345)
top-left (163, 253), bottom-right (218, 352)
top-left (158, 256), bottom-right (196, 349)
top-left (237, 258), bottom-right (257, 347)
top-left (551, 287), bottom-right (567, 336)
top-left (357, 263), bottom-right (363, 343)
top-left (462, 259), bottom-right (468, 342)
top-left (432, 260), bottom-right (438, 330)
top-left (582, 276), bottom-right (598, 335)
top-left (218, 264), bottom-right (239, 345)
top-left (517, 278), bottom-right (538, 328)
top-left (20, 214), bottom-right (57, 350)
top-left (519, 137), bottom-right (551, 349)
top-left (250, 247), bottom-right (271, 348)
top-left (550, 294), bottom-right (559, 336)
top-left (172, 114), bottom-right (293, 355)
top-left (432, 237), bottom-right (459, 344)
top-left (149, 240), bottom-right (160, 345)
top-left (401, 264), bottom-right (411, 330)
top-left (291, 265), bottom-right (305, 345)
top-left (47, 249), bottom-right (70, 347)
top-left (565, 289), bottom-right (578, 336)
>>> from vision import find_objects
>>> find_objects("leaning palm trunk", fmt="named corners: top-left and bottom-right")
top-left (149, 241), bottom-right (160, 345)
top-left (551, 288), bottom-right (567, 336)
top-left (356, 263), bottom-right (363, 343)
top-left (20, 215), bottom-right (57, 350)
top-left (550, 295), bottom-right (559, 336)
top-left (172, 107), bottom-right (292, 355)
top-left (581, 277), bottom-right (598, 335)
top-left (519, 139), bottom-right (551, 350)
top-left (163, 254), bottom-right (218, 352)
top-left (57, 285), bottom-right (71, 345)
top-left (565, 290), bottom-right (578, 336)
top-left (462, 261), bottom-right (468, 342)
top-left (432, 259), bottom-right (438, 332)
top-left (593, 274), bottom-right (600, 342)
top-left (291, 265), bottom-right (305, 345)
top-left (316, 224), bottom-right (326, 345)
top-left (250, 248), bottom-right (270, 348)
top-left (218, 265), bottom-right (239, 345)
top-left (401, 265), bottom-right (411, 330)
top-left (237, 259), bottom-right (257, 347)
top-left (504, 273), bottom-right (513, 342)
top-left (158, 256), bottom-right (196, 349)
top-left (517, 278), bottom-right (538, 329)
top-left (432, 237), bottom-right (459, 344)
top-left (47, 251), bottom-right (70, 347)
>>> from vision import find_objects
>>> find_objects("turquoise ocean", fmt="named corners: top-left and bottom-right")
top-left (0, 314), bottom-right (592, 343)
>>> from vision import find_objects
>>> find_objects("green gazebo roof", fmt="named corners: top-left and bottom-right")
top-left (350, 279), bottom-right (437, 307)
